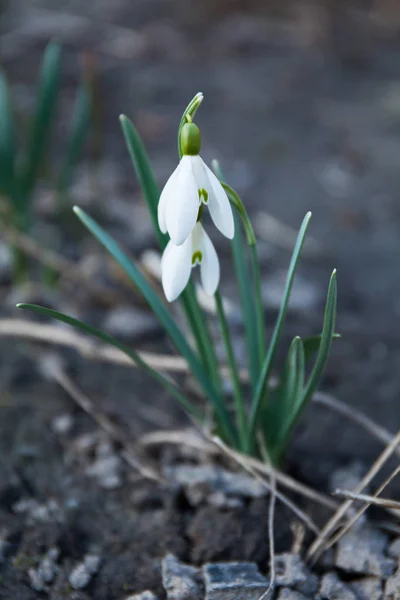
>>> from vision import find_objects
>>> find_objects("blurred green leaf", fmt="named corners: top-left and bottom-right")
top-left (119, 114), bottom-right (167, 249)
top-left (17, 303), bottom-right (201, 418)
top-left (58, 82), bottom-right (91, 195)
top-left (0, 72), bottom-right (16, 199)
top-left (20, 41), bottom-right (62, 204)
top-left (73, 206), bottom-right (236, 445)
top-left (303, 332), bottom-right (340, 365)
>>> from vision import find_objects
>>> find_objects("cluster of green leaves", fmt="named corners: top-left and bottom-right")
top-left (19, 93), bottom-right (337, 465)
top-left (0, 41), bottom-right (92, 280)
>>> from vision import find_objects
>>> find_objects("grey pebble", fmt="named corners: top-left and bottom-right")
top-left (388, 538), bottom-right (400, 558)
top-left (125, 593), bottom-right (160, 600)
top-left (350, 576), bottom-right (383, 600)
top-left (274, 553), bottom-right (319, 596)
top-left (69, 554), bottom-right (101, 590)
top-left (335, 527), bottom-right (395, 578)
top-left (276, 589), bottom-right (311, 600)
top-left (319, 572), bottom-right (358, 600)
top-left (203, 562), bottom-right (269, 600)
top-left (162, 554), bottom-right (202, 600)
top-left (164, 465), bottom-right (266, 508)
top-left (103, 305), bottom-right (159, 339)
top-left (28, 547), bottom-right (60, 591)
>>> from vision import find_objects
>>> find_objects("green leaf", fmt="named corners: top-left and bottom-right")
top-left (72, 206), bottom-right (236, 445)
top-left (269, 270), bottom-right (337, 461)
top-left (20, 41), bottom-right (62, 204)
top-left (58, 82), bottom-right (91, 195)
top-left (303, 332), bottom-right (340, 365)
top-left (0, 72), bottom-right (16, 198)
top-left (119, 114), bottom-right (167, 249)
top-left (262, 336), bottom-right (305, 460)
top-left (302, 270), bottom-right (337, 405)
top-left (17, 303), bottom-right (201, 419)
top-left (249, 212), bottom-right (312, 435)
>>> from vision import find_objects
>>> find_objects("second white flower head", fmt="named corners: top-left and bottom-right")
top-left (158, 123), bottom-right (234, 246)
top-left (161, 222), bottom-right (220, 302)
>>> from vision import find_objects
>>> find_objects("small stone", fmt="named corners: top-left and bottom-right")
top-left (276, 589), bottom-right (310, 600)
top-left (335, 527), bottom-right (395, 578)
top-left (388, 538), bottom-right (400, 558)
top-left (203, 562), bottom-right (269, 600)
top-left (85, 438), bottom-right (122, 490)
top-left (28, 547), bottom-right (60, 592)
top-left (69, 554), bottom-right (101, 589)
top-left (51, 413), bottom-right (74, 435)
top-left (162, 554), bottom-right (202, 600)
top-left (350, 576), bottom-right (382, 600)
top-left (385, 564), bottom-right (400, 599)
top-left (125, 593), bottom-right (159, 600)
top-left (319, 572), bottom-right (357, 600)
top-left (274, 553), bottom-right (319, 596)
top-left (262, 271), bottom-right (319, 312)
top-left (103, 305), bottom-right (159, 340)
top-left (164, 465), bottom-right (266, 508)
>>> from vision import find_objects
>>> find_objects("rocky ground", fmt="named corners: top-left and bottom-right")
top-left (2, 1), bottom-right (400, 598)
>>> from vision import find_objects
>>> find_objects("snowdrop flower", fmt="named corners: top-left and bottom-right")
top-left (158, 122), bottom-right (234, 246)
top-left (161, 222), bottom-right (219, 302)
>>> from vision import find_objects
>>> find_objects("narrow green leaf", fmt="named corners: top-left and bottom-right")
top-left (249, 212), bottom-right (312, 434)
top-left (0, 72), bottom-right (16, 198)
top-left (20, 41), bottom-right (62, 203)
top-left (72, 206), bottom-right (236, 444)
top-left (269, 271), bottom-right (337, 460)
top-left (302, 270), bottom-right (337, 405)
top-left (17, 303), bottom-right (201, 419)
top-left (58, 83), bottom-right (91, 194)
top-left (212, 160), bottom-right (261, 393)
top-left (119, 114), bottom-right (167, 249)
top-left (303, 332), bottom-right (340, 365)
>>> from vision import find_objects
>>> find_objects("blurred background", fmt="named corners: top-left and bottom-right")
top-left (2, 0), bottom-right (400, 491)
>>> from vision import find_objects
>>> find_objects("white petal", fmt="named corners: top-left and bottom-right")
top-left (203, 161), bottom-right (235, 239)
top-left (161, 238), bottom-right (192, 302)
top-left (158, 163), bottom-right (181, 234)
top-left (199, 225), bottom-right (220, 296)
top-left (166, 156), bottom-right (199, 246)
top-left (190, 155), bottom-right (209, 198)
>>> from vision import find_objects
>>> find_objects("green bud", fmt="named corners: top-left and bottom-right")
top-left (181, 122), bottom-right (201, 156)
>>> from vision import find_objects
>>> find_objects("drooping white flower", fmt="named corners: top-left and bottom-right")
top-left (161, 222), bottom-right (220, 302)
top-left (158, 123), bottom-right (234, 246)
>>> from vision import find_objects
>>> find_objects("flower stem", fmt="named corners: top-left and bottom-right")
top-left (214, 290), bottom-right (246, 449)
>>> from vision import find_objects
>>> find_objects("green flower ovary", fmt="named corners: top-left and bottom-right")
top-left (192, 251), bottom-right (202, 265)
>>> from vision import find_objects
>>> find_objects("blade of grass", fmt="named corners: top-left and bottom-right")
top-left (17, 303), bottom-right (201, 419)
top-left (214, 290), bottom-right (246, 449)
top-left (119, 114), bottom-right (166, 249)
top-left (0, 72), bottom-right (16, 199)
top-left (58, 82), bottom-right (91, 195)
top-left (73, 206), bottom-right (236, 444)
top-left (272, 271), bottom-right (337, 460)
top-left (249, 212), bottom-right (312, 435)
top-left (20, 41), bottom-right (62, 204)
top-left (212, 161), bottom-right (262, 393)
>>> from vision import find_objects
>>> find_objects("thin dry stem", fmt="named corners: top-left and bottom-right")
top-left (213, 436), bottom-right (321, 535)
top-left (49, 359), bottom-right (160, 482)
top-left (307, 428), bottom-right (400, 561)
top-left (326, 464), bottom-right (400, 549)
top-left (332, 488), bottom-right (400, 509)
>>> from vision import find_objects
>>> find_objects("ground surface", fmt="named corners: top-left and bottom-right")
top-left (1, 1), bottom-right (400, 598)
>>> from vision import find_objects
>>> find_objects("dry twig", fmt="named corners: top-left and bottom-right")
top-left (307, 428), bottom-right (400, 561)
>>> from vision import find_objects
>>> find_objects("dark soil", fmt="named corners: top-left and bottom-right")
top-left (2, 1), bottom-right (400, 598)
